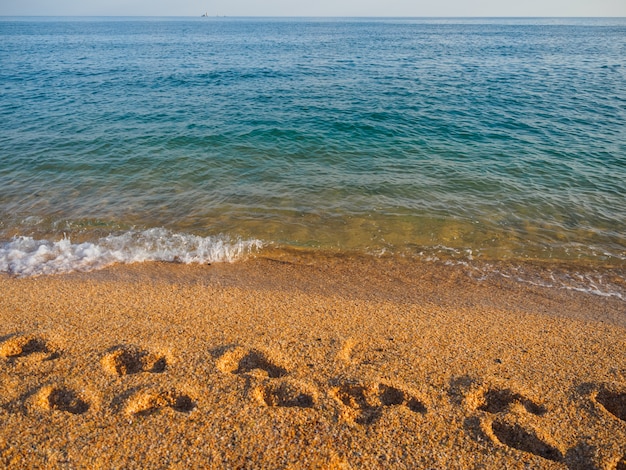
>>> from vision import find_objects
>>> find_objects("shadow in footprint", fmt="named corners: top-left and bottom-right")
top-left (463, 416), bottom-right (485, 443)
top-left (564, 441), bottom-right (607, 470)
top-left (0, 335), bottom-right (53, 359)
top-left (596, 388), bottom-right (626, 422)
top-left (172, 394), bottom-right (195, 413)
top-left (478, 388), bottom-right (546, 416)
top-left (101, 345), bottom-right (167, 376)
top-left (125, 389), bottom-right (195, 416)
top-left (36, 386), bottom-right (89, 415)
top-left (491, 420), bottom-right (563, 463)
top-left (255, 381), bottom-right (315, 408)
top-left (333, 382), bottom-right (426, 425)
top-left (217, 347), bottom-right (288, 379)
top-left (379, 384), bottom-right (427, 413)
top-left (235, 350), bottom-right (287, 378)
top-left (448, 375), bottom-right (476, 405)
top-left (334, 383), bottom-right (381, 425)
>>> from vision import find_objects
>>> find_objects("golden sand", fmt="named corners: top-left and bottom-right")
top-left (0, 255), bottom-right (625, 469)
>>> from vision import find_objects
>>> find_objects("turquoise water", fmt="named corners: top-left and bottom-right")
top-left (0, 17), bottom-right (625, 292)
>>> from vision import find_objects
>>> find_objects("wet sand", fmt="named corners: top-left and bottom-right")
top-left (1, 254), bottom-right (625, 469)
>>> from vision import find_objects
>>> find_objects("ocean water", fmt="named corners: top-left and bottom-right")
top-left (1, 17), bottom-right (625, 295)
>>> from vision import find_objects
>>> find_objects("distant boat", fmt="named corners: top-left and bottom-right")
top-left (201, 12), bottom-right (208, 17)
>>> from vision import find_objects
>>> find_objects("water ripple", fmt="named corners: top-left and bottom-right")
top-left (1, 17), bottom-right (625, 270)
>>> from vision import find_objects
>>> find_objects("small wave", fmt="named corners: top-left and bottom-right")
top-left (464, 261), bottom-right (626, 301)
top-left (0, 228), bottom-right (263, 277)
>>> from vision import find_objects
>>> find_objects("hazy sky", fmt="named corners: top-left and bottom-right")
top-left (1, 0), bottom-right (625, 17)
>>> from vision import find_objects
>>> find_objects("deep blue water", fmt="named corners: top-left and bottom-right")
top-left (0, 17), bottom-right (625, 289)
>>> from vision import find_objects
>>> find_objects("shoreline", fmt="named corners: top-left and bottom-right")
top-left (1, 257), bottom-right (625, 468)
top-left (2, 234), bottom-right (625, 300)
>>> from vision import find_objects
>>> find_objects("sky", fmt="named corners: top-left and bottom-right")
top-left (1, 0), bottom-right (625, 17)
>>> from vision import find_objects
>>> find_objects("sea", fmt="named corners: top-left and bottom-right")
top-left (0, 17), bottom-right (625, 298)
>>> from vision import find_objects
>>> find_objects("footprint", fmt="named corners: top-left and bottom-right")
top-left (595, 387), bottom-right (626, 422)
top-left (332, 382), bottom-right (380, 425)
top-left (253, 379), bottom-right (316, 408)
top-left (463, 382), bottom-right (562, 462)
top-left (101, 345), bottom-right (167, 376)
top-left (331, 381), bottom-right (426, 425)
top-left (0, 334), bottom-right (55, 359)
top-left (125, 389), bottom-right (195, 416)
top-left (216, 347), bottom-right (288, 379)
top-left (476, 388), bottom-right (547, 416)
top-left (489, 419), bottom-right (563, 463)
top-left (378, 384), bottom-right (427, 413)
top-left (336, 338), bottom-right (357, 364)
top-left (35, 385), bottom-right (89, 415)
top-left (565, 441), bottom-right (618, 470)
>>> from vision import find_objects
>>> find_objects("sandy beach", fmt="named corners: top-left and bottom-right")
top-left (1, 254), bottom-right (625, 469)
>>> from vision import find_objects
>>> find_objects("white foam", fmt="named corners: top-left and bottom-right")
top-left (0, 228), bottom-right (263, 277)
top-left (465, 261), bottom-right (625, 301)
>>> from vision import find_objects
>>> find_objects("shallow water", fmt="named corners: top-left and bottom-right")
top-left (0, 17), bottom-right (625, 291)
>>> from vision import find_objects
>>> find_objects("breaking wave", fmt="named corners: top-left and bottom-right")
top-left (0, 228), bottom-right (263, 277)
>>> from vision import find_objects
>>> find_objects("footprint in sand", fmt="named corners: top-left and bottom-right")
top-left (35, 385), bottom-right (89, 415)
top-left (253, 379), bottom-right (317, 408)
top-left (472, 387), bottom-right (547, 416)
top-left (101, 345), bottom-right (167, 376)
top-left (124, 389), bottom-right (195, 416)
top-left (461, 382), bottom-right (562, 463)
top-left (594, 385), bottom-right (626, 423)
top-left (0, 334), bottom-right (58, 360)
top-left (216, 346), bottom-right (319, 408)
top-left (487, 418), bottom-right (563, 463)
top-left (331, 380), bottom-right (426, 425)
top-left (216, 346), bottom-right (288, 379)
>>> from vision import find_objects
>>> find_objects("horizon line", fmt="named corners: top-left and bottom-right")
top-left (1, 15), bottom-right (625, 18)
